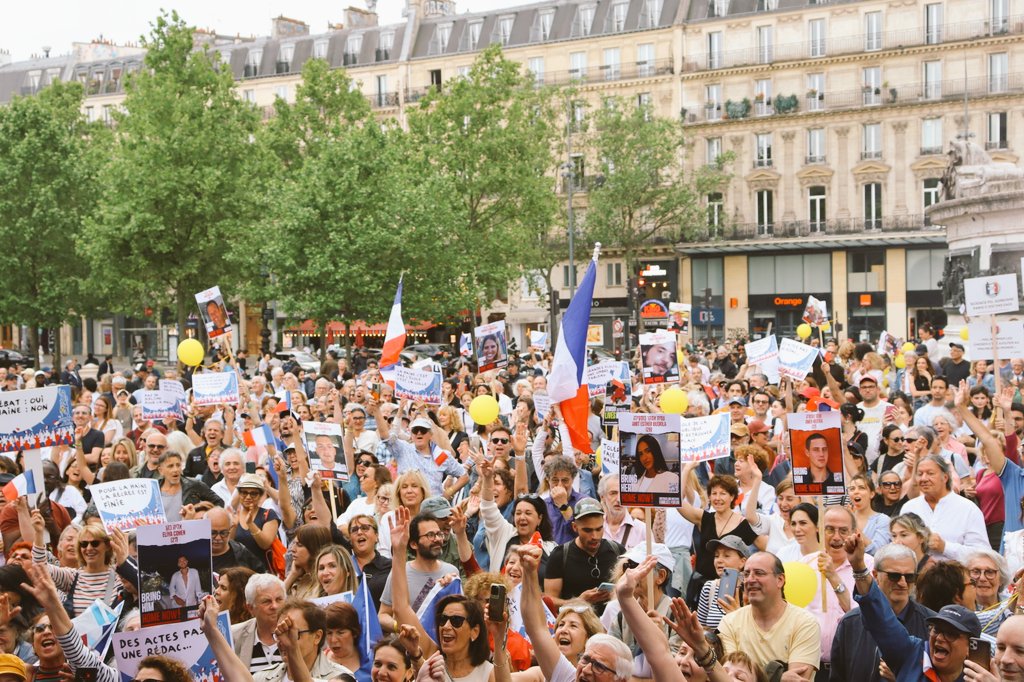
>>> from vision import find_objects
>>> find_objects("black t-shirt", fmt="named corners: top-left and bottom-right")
top-left (940, 358), bottom-right (971, 387)
top-left (81, 428), bottom-right (105, 459)
top-left (545, 538), bottom-right (623, 602)
top-left (185, 445), bottom-right (210, 478)
top-left (695, 511), bottom-right (758, 578)
top-left (359, 552), bottom-right (393, 610)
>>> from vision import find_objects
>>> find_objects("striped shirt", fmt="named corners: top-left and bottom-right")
top-left (33, 546), bottom-right (121, 616)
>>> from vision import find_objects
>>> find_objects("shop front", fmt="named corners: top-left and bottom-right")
top-left (749, 294), bottom-right (832, 340)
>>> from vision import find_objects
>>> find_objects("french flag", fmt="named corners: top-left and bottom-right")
top-left (242, 424), bottom-right (274, 448)
top-left (458, 333), bottom-right (472, 357)
top-left (380, 277), bottom-right (406, 385)
top-left (2, 471), bottom-right (37, 502)
top-left (352, 572), bottom-right (382, 680)
top-left (546, 245), bottom-right (600, 455)
top-left (273, 390), bottom-right (292, 415)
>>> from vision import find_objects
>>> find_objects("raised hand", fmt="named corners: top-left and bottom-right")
top-left (615, 555), bottom-right (658, 600)
top-left (667, 597), bottom-right (710, 654)
top-left (198, 595), bottom-right (220, 633)
top-left (449, 504), bottom-right (468, 537)
top-left (390, 505), bottom-right (411, 554)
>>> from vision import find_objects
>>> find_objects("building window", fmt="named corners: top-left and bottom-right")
top-left (278, 44), bottom-right (294, 73)
top-left (245, 49), bottom-right (262, 77)
top-left (537, 9), bottom-right (554, 40)
top-left (862, 123), bottom-right (882, 159)
top-left (755, 133), bottom-right (773, 167)
top-left (923, 61), bottom-right (942, 99)
top-left (756, 190), bottom-right (774, 236)
top-left (495, 15), bottom-right (514, 45)
top-left (750, 253), bottom-right (831, 294)
top-left (808, 19), bottom-right (826, 57)
top-left (863, 183), bottom-right (882, 229)
top-left (807, 73), bottom-right (825, 111)
top-left (430, 24), bottom-right (451, 54)
top-left (314, 39), bottom-right (329, 59)
top-left (709, 0), bottom-right (729, 17)
top-left (468, 21), bottom-right (483, 49)
top-left (987, 112), bottom-right (1008, 150)
top-left (562, 264), bottom-right (579, 288)
top-left (607, 263), bottom-right (623, 287)
top-left (864, 12), bottom-right (882, 51)
top-left (923, 178), bottom-right (941, 209)
top-left (990, 53), bottom-right (1009, 93)
top-left (574, 5), bottom-right (596, 36)
top-left (707, 31), bottom-right (722, 69)
top-left (863, 66), bottom-right (881, 105)
top-left (344, 35), bottom-right (362, 64)
top-left (924, 3), bottom-right (943, 44)
top-left (640, 0), bottom-right (663, 28)
top-left (242, 89), bottom-right (256, 102)
top-left (921, 118), bottom-right (943, 155)
top-left (570, 52), bottom-right (587, 80)
top-left (610, 2), bottom-right (628, 31)
top-left (528, 57), bottom-right (545, 85)
top-left (603, 48), bottom-right (621, 81)
top-left (705, 84), bottom-right (722, 120)
top-left (637, 44), bottom-right (655, 77)
top-left (569, 154), bottom-right (585, 191)
top-left (456, 65), bottom-right (471, 78)
top-left (706, 137), bottom-right (723, 166)
top-left (848, 250), bottom-right (886, 291)
top-left (755, 78), bottom-right (772, 116)
top-left (806, 128), bottom-right (825, 164)
top-left (809, 186), bottom-right (826, 231)
top-left (275, 85), bottom-right (289, 102)
top-left (637, 92), bottom-right (652, 116)
top-left (757, 26), bottom-right (774, 64)
top-left (991, 0), bottom-right (1009, 33)
top-left (708, 192), bottom-right (724, 231)
top-left (378, 32), bottom-right (394, 60)
top-left (571, 100), bottom-right (586, 132)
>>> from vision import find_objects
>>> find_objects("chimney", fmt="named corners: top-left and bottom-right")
top-left (0, 50), bottom-right (10, 67)
top-left (344, 7), bottom-right (379, 28)
top-left (272, 16), bottom-right (311, 38)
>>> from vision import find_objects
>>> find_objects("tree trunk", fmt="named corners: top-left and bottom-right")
top-left (546, 270), bottom-right (559, 350)
top-left (176, 294), bottom-right (188, 372)
top-left (52, 329), bottom-right (62, 373)
top-left (28, 326), bottom-right (39, 368)
top-left (344, 321), bottom-right (352, 363)
top-left (318, 324), bottom-right (328, 361)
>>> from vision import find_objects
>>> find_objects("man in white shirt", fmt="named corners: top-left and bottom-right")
top-left (913, 376), bottom-right (950, 428)
top-left (599, 476), bottom-right (645, 550)
top-left (856, 375), bottom-right (891, 467)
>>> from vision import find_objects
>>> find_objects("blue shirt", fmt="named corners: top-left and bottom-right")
top-left (384, 435), bottom-right (466, 496)
top-left (1000, 457), bottom-right (1024, 538)
top-left (547, 489), bottom-right (585, 545)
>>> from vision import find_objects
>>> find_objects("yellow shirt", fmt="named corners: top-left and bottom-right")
top-left (718, 602), bottom-right (822, 671)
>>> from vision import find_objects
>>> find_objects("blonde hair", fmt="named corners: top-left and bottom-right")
top-left (391, 470), bottom-right (429, 511)
top-left (438, 405), bottom-right (464, 432)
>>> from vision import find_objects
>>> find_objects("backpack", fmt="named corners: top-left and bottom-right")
top-left (256, 508), bottom-right (287, 579)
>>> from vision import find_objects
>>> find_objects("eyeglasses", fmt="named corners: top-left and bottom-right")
top-left (32, 623), bottom-right (52, 634)
top-left (740, 569), bottom-right (776, 579)
top-left (438, 614), bottom-right (468, 628)
top-left (879, 481), bottom-right (902, 489)
top-left (357, 459), bottom-right (374, 467)
top-left (376, 495), bottom-right (390, 503)
top-left (824, 526), bottom-right (851, 537)
top-left (889, 437), bottom-right (905, 442)
top-left (238, 489), bottom-right (262, 497)
top-left (588, 555), bottom-right (601, 579)
top-left (210, 529), bottom-right (231, 538)
top-left (146, 444), bottom-right (167, 450)
top-left (411, 427), bottom-right (430, 436)
top-left (491, 437), bottom-right (510, 444)
top-left (420, 531), bottom-right (446, 541)
top-left (516, 493), bottom-right (541, 501)
top-left (882, 571), bottom-right (917, 584)
top-left (79, 539), bottom-right (106, 548)
top-left (350, 524), bottom-right (375, 535)
top-left (579, 653), bottom-right (615, 676)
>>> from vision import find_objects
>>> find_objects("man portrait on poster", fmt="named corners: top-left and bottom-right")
top-left (169, 555), bottom-right (204, 607)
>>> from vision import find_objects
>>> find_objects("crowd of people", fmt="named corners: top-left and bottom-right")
top-left (0, 327), bottom-right (1022, 682)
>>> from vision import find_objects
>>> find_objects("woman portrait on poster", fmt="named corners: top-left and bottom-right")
top-left (629, 435), bottom-right (677, 494)
top-left (478, 334), bottom-right (504, 367)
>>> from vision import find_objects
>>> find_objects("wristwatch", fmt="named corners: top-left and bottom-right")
top-left (833, 582), bottom-right (847, 594)
top-left (558, 503), bottom-right (571, 512)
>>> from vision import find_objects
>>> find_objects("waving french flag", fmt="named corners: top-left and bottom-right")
top-left (380, 277), bottom-right (406, 385)
top-left (546, 245), bottom-right (600, 454)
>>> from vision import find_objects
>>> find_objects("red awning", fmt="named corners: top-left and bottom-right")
top-left (288, 320), bottom-right (435, 336)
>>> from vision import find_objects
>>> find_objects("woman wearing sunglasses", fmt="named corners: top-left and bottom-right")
top-left (432, 595), bottom-right (494, 681)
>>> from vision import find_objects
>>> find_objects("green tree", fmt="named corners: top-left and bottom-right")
top-left (82, 11), bottom-right (262, 337)
top-left (0, 80), bottom-right (107, 365)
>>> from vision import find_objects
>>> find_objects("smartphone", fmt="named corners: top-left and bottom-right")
top-left (487, 583), bottom-right (507, 621)
top-left (597, 582), bottom-right (616, 592)
top-left (718, 568), bottom-right (740, 602)
top-left (245, 462), bottom-right (256, 474)
top-left (968, 637), bottom-right (991, 670)
top-left (369, 382), bottom-right (381, 401)
top-left (75, 668), bottom-right (98, 682)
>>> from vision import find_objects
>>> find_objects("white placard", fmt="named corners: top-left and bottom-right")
top-left (964, 274), bottom-right (1020, 316)
top-left (966, 320), bottom-right (1024, 360)
top-left (778, 338), bottom-right (819, 381)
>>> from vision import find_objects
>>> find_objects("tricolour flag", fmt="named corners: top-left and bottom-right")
top-left (459, 333), bottom-right (472, 357)
top-left (273, 390), bottom-right (292, 415)
top-left (417, 577), bottom-right (463, 638)
top-left (380, 277), bottom-right (406, 385)
top-left (2, 471), bottom-right (36, 502)
top-left (546, 247), bottom-right (600, 454)
top-left (242, 424), bottom-right (274, 448)
top-left (352, 572), bottom-right (382, 680)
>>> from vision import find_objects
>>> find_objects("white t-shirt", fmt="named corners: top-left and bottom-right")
top-left (857, 400), bottom-right (891, 465)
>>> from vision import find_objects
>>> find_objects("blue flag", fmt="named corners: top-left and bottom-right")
top-left (352, 572), bottom-right (382, 682)
top-left (416, 578), bottom-right (463, 641)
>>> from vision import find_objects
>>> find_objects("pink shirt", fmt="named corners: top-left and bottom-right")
top-left (800, 550), bottom-right (874, 663)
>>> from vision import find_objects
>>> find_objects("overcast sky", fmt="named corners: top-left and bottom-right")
top-left (1, 0), bottom-right (511, 62)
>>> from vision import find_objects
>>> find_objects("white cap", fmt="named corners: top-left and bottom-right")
top-left (623, 542), bottom-right (675, 572)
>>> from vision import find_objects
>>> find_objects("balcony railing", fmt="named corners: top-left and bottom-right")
top-left (861, 150), bottom-right (882, 160)
top-left (920, 146), bottom-right (944, 156)
top-left (753, 157), bottom-right (773, 168)
top-left (986, 140), bottom-right (1009, 150)
top-left (688, 214), bottom-right (938, 242)
top-left (368, 92), bottom-right (400, 108)
top-left (683, 14), bottom-right (1024, 72)
top-left (545, 58), bottom-right (674, 87)
top-left (805, 154), bottom-right (826, 164)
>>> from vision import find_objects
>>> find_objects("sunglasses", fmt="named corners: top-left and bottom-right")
top-left (882, 571), bottom-right (916, 584)
top-left (438, 614), bottom-right (468, 628)
top-left (879, 481), bottom-right (902, 489)
top-left (79, 539), bottom-right (106, 548)
top-left (32, 623), bottom-right (52, 634)
top-left (889, 437), bottom-right (905, 442)
top-left (357, 459), bottom-right (374, 467)
top-left (210, 529), bottom-right (231, 537)
top-left (558, 604), bottom-right (591, 615)
top-left (588, 555), bottom-right (601, 579)
top-left (411, 427), bottom-right (430, 435)
top-left (239, 489), bottom-right (262, 497)
top-left (350, 524), bottom-right (375, 534)
top-left (491, 437), bottom-right (510, 444)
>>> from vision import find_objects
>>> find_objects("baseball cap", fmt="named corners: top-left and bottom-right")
top-left (798, 387), bottom-right (820, 400)
top-left (410, 417), bottom-right (434, 431)
top-left (949, 342), bottom-right (965, 351)
top-left (705, 535), bottom-right (751, 558)
top-left (237, 473), bottom-right (265, 491)
top-left (926, 605), bottom-right (981, 638)
top-left (747, 419), bottom-right (770, 435)
top-left (0, 654), bottom-right (26, 682)
top-left (726, 396), bottom-right (747, 407)
top-left (730, 423), bottom-right (749, 437)
top-left (421, 496), bottom-right (453, 519)
top-left (573, 497), bottom-right (604, 520)
top-left (858, 375), bottom-right (878, 385)
top-left (624, 542), bottom-right (675, 571)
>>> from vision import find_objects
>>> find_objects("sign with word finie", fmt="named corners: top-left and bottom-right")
top-left (618, 413), bottom-right (681, 508)
top-left (137, 519), bottom-right (212, 627)
top-left (113, 612), bottom-right (232, 682)
top-left (745, 335), bottom-right (780, 384)
top-left (394, 366), bottom-right (442, 406)
top-left (778, 338), bottom-right (819, 381)
top-left (964, 274), bottom-right (1020, 317)
top-left (191, 371), bottom-right (240, 406)
top-left (89, 479), bottom-right (166, 533)
top-left (0, 385), bottom-right (73, 453)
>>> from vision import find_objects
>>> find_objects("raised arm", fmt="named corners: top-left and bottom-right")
top-left (308, 474), bottom-right (332, 529)
top-left (271, 450), bottom-right (297, 530)
top-left (199, 596), bottom-right (255, 682)
top-left (386, 506), bottom-right (438, 658)
top-left (518, 544), bottom-right (563, 677)
top-left (678, 462), bottom-right (704, 525)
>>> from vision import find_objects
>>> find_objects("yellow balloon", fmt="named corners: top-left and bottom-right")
top-left (783, 561), bottom-right (818, 608)
top-left (659, 387), bottom-right (689, 414)
top-left (796, 324), bottom-right (812, 340)
top-left (469, 395), bottom-right (500, 425)
top-left (176, 338), bottom-right (205, 367)
top-left (902, 342), bottom-right (916, 353)
top-left (960, 327), bottom-right (969, 340)
top-left (821, 321), bottom-right (831, 332)
top-left (894, 355), bottom-right (906, 369)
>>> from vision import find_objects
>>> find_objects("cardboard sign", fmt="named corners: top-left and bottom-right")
top-left (618, 412), bottom-right (682, 507)
top-left (967, 320), bottom-right (1024, 359)
top-left (600, 438), bottom-right (620, 476)
top-left (789, 410), bottom-right (844, 497)
top-left (303, 420), bottom-right (347, 481)
top-left (0, 386), bottom-right (74, 453)
top-left (533, 392), bottom-right (552, 421)
top-left (639, 330), bottom-right (679, 384)
top-left (138, 390), bottom-right (183, 421)
top-left (191, 371), bottom-right (239, 406)
top-left (964, 274), bottom-right (1020, 316)
top-left (678, 413), bottom-right (731, 464)
top-left (195, 285), bottom-right (232, 338)
top-left (745, 335), bottom-right (780, 384)
top-left (137, 519), bottom-right (212, 627)
top-left (160, 379), bottom-right (187, 414)
top-left (474, 321), bottom-right (508, 372)
top-left (584, 361), bottom-right (622, 397)
top-left (778, 338), bottom-right (819, 381)
top-left (113, 612), bottom-right (232, 682)
top-left (89, 479), bottom-right (167, 532)
top-left (667, 302), bottom-right (691, 335)
top-left (394, 366), bottom-right (443, 405)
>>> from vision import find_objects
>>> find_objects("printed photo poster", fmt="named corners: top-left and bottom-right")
top-left (600, 361), bottom-right (633, 425)
top-left (777, 338), bottom-right (819, 381)
top-left (618, 412), bottom-right (681, 507)
top-left (113, 611), bottom-right (232, 682)
top-left (802, 296), bottom-right (829, 326)
top-left (639, 330), bottom-right (679, 385)
top-left (586, 325), bottom-right (604, 346)
top-left (137, 519), bottom-right (212, 627)
top-left (138, 390), bottom-right (183, 422)
top-left (89, 479), bottom-right (167, 533)
top-left (0, 385), bottom-right (73, 453)
top-left (474, 321), bottom-right (508, 372)
top-left (678, 413), bottom-right (731, 464)
top-left (967, 319), bottom-right (1024, 359)
top-left (195, 285), bottom-right (232, 338)
top-left (876, 331), bottom-right (903, 358)
top-left (191, 371), bottom-right (240, 406)
top-left (303, 420), bottom-right (348, 480)
top-left (964, 273), bottom-right (1020, 317)
top-left (667, 302), bottom-right (692, 336)
top-left (584, 361), bottom-right (621, 398)
top-left (789, 410), bottom-right (844, 497)
top-left (744, 335), bottom-right (780, 384)
top-left (394, 366), bottom-right (443, 406)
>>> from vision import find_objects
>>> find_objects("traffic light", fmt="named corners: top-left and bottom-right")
top-left (549, 289), bottom-right (560, 311)
top-left (704, 287), bottom-right (713, 308)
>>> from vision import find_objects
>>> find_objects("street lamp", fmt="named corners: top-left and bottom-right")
top-left (560, 160), bottom-right (576, 300)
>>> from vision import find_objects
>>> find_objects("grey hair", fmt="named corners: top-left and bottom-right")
top-left (930, 409), bottom-right (960, 430)
top-left (244, 573), bottom-right (286, 606)
top-left (543, 455), bottom-right (578, 481)
top-left (687, 391), bottom-right (711, 416)
top-left (905, 426), bottom-right (937, 449)
top-left (584, 634), bottom-right (633, 680)
top-left (965, 548), bottom-right (1011, 591)
top-left (919, 454), bottom-right (953, 490)
top-left (823, 504), bottom-right (857, 531)
top-left (873, 543), bottom-right (916, 573)
top-left (219, 447), bottom-right (244, 464)
top-left (598, 474), bottom-right (618, 498)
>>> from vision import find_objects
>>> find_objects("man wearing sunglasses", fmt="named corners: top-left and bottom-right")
top-left (379, 415), bottom-right (467, 500)
top-left (544, 498), bottom-right (623, 614)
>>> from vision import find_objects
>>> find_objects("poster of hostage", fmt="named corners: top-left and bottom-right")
top-left (303, 420), bottom-right (348, 480)
top-left (618, 412), bottom-right (682, 507)
top-left (137, 519), bottom-right (212, 627)
top-left (789, 410), bottom-right (845, 497)
top-left (639, 330), bottom-right (679, 384)
top-left (0, 385), bottom-right (74, 453)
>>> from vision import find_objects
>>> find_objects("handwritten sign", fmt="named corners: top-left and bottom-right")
top-left (600, 438), bottom-right (620, 477)
top-left (967, 320), bottom-right (1024, 359)
top-left (0, 386), bottom-right (73, 453)
top-left (678, 413), bottom-right (731, 464)
top-left (139, 390), bottom-right (183, 421)
top-left (394, 366), bottom-right (442, 405)
top-left (89, 479), bottom-right (166, 532)
top-left (745, 335), bottom-right (780, 384)
top-left (618, 413), bottom-right (681, 507)
top-left (778, 338), bottom-right (819, 381)
top-left (191, 371), bottom-right (239, 406)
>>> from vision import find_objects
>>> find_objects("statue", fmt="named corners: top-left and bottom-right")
top-left (941, 139), bottom-right (1024, 199)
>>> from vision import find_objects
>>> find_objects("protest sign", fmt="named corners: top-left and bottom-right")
top-left (303, 421), bottom-right (347, 480)
top-left (667, 303), bottom-right (691, 335)
top-left (584, 361), bottom-right (622, 397)
top-left (600, 438), bottom-right (620, 477)
top-left (964, 274), bottom-right (1020, 316)
top-left (587, 325), bottom-right (604, 346)
top-left (877, 331), bottom-right (903, 358)
top-left (678, 413), bottom-right (731, 464)
top-left (474, 321), bottom-right (508, 372)
top-left (113, 611), bottom-right (232, 682)
top-left (533, 392), bottom-right (552, 421)
top-left (89, 479), bottom-right (166, 532)
top-left (195, 286), bottom-right (232, 338)
top-left (138, 390), bottom-right (183, 421)
top-left (744, 335), bottom-right (780, 384)
top-left (529, 331), bottom-right (548, 350)
top-left (778, 338), bottom-right (819, 381)
top-left (967, 320), bottom-right (1024, 359)
top-left (802, 296), bottom-right (829, 326)
top-left (311, 592), bottom-right (353, 608)
top-left (0, 385), bottom-right (73, 453)
top-left (600, 361), bottom-right (633, 425)
top-left (191, 371), bottom-right (239, 406)
top-left (394, 366), bottom-right (442, 405)
top-left (618, 413), bottom-right (681, 507)
top-left (458, 333), bottom-right (473, 357)
top-left (138, 519), bottom-right (212, 627)
top-left (160, 379), bottom-right (187, 413)
top-left (789, 410), bottom-right (844, 497)
top-left (72, 600), bottom-right (123, 660)
top-left (639, 330), bottom-right (679, 385)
